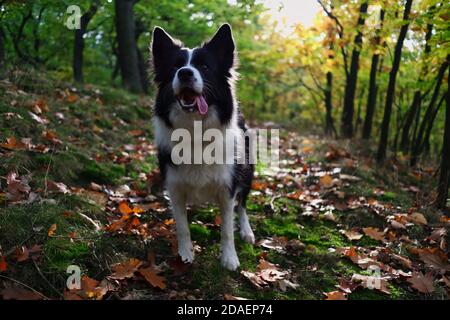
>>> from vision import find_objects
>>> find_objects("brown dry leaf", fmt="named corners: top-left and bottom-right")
top-left (319, 174), bottom-right (334, 188)
top-left (63, 289), bottom-right (84, 300)
top-left (251, 180), bottom-right (268, 191)
top-left (128, 129), bottom-right (145, 137)
top-left (139, 267), bottom-right (166, 289)
top-left (46, 181), bottom-right (70, 194)
top-left (241, 270), bottom-right (267, 289)
top-left (47, 224), bottom-right (57, 237)
top-left (336, 278), bottom-right (359, 293)
top-left (257, 237), bottom-right (288, 252)
top-left (0, 256), bottom-right (7, 272)
top-left (214, 214), bottom-right (222, 226)
top-left (341, 229), bottom-right (363, 241)
top-left (407, 213), bottom-right (427, 226)
top-left (0, 137), bottom-right (27, 150)
top-left (362, 227), bottom-right (385, 241)
top-left (29, 111), bottom-right (48, 124)
top-left (67, 94), bottom-right (79, 103)
top-left (416, 247), bottom-right (450, 273)
top-left (13, 246), bottom-right (29, 262)
top-left (42, 130), bottom-right (62, 144)
top-left (109, 258), bottom-right (142, 280)
top-left (324, 291), bottom-right (347, 300)
top-left (0, 287), bottom-right (43, 300)
top-left (407, 271), bottom-right (435, 294)
top-left (6, 172), bottom-right (31, 201)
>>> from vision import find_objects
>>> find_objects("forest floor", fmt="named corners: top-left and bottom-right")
top-left (0, 69), bottom-right (449, 300)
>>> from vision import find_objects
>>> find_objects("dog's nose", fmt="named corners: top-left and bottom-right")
top-left (178, 68), bottom-right (194, 82)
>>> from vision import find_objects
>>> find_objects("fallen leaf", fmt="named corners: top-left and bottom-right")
top-left (139, 267), bottom-right (166, 289)
top-left (341, 229), bottom-right (363, 241)
top-left (407, 213), bottom-right (427, 225)
top-left (407, 271), bottom-right (435, 294)
top-left (0, 287), bottom-right (42, 300)
top-left (13, 246), bottom-right (29, 262)
top-left (109, 258), bottom-right (142, 280)
top-left (0, 256), bottom-right (7, 272)
top-left (319, 174), bottom-right (334, 188)
top-left (415, 247), bottom-right (450, 273)
top-left (47, 224), bottom-right (57, 237)
top-left (324, 291), bottom-right (347, 300)
top-left (363, 227), bottom-right (385, 241)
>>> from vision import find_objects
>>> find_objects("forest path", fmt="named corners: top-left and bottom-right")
top-left (0, 76), bottom-right (449, 300)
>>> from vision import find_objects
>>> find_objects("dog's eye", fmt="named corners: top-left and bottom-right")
top-left (201, 64), bottom-right (209, 71)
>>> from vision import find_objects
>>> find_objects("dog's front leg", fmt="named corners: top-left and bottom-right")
top-left (219, 197), bottom-right (240, 271)
top-left (169, 187), bottom-right (194, 263)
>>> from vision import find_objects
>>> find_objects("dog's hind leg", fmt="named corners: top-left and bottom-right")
top-left (219, 197), bottom-right (240, 271)
top-left (237, 190), bottom-right (255, 244)
top-left (168, 187), bottom-right (194, 263)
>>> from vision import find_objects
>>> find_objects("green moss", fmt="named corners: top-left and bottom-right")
top-left (44, 238), bottom-right (90, 272)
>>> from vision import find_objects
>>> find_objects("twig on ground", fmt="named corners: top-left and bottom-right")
top-left (0, 274), bottom-right (50, 300)
top-left (32, 259), bottom-right (63, 299)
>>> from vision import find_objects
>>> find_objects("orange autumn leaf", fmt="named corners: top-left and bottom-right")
top-left (139, 267), bottom-right (166, 290)
top-left (362, 227), bottom-right (385, 241)
top-left (324, 291), bottom-right (347, 300)
top-left (0, 137), bottom-right (27, 150)
top-left (119, 201), bottom-right (133, 215)
top-left (109, 258), bottom-right (142, 280)
top-left (319, 174), bottom-right (333, 188)
top-left (0, 256), bottom-right (7, 272)
top-left (48, 224), bottom-right (57, 237)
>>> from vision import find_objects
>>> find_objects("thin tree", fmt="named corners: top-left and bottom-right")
top-left (437, 60), bottom-right (450, 211)
top-left (410, 59), bottom-right (448, 166)
top-left (115, 0), bottom-right (143, 93)
top-left (73, 0), bottom-right (100, 83)
top-left (341, 1), bottom-right (369, 138)
top-left (400, 12), bottom-right (434, 151)
top-left (362, 6), bottom-right (385, 139)
top-left (376, 0), bottom-right (413, 163)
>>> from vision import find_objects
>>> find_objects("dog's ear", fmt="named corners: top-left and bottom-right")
top-left (204, 24), bottom-right (235, 70)
top-left (151, 27), bottom-right (180, 65)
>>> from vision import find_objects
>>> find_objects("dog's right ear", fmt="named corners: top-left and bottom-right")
top-left (151, 27), bottom-right (180, 64)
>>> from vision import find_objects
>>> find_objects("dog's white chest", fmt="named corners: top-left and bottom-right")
top-left (165, 163), bottom-right (233, 204)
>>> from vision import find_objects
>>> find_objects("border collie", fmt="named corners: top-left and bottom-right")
top-left (150, 24), bottom-right (254, 270)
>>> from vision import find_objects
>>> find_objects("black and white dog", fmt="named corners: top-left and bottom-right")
top-left (151, 24), bottom-right (254, 270)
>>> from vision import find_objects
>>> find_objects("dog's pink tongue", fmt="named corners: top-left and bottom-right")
top-left (196, 96), bottom-right (208, 115)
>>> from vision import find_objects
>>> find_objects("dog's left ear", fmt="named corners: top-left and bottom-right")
top-left (204, 24), bottom-right (235, 70)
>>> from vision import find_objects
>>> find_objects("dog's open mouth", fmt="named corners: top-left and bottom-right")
top-left (176, 88), bottom-right (208, 115)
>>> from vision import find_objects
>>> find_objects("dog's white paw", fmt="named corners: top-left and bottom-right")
top-left (240, 226), bottom-right (255, 244)
top-left (178, 242), bottom-right (194, 263)
top-left (221, 248), bottom-right (240, 271)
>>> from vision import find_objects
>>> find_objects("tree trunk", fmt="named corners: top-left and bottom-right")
top-left (376, 0), bottom-right (413, 163)
top-left (422, 92), bottom-right (446, 154)
top-left (325, 71), bottom-right (336, 136)
top-left (362, 8), bottom-right (385, 139)
top-left (437, 60), bottom-right (450, 211)
top-left (73, 0), bottom-right (100, 83)
top-left (114, 0), bottom-right (143, 93)
top-left (0, 27), bottom-right (5, 68)
top-left (410, 60), bottom-right (448, 166)
top-left (341, 1), bottom-right (368, 138)
top-left (400, 22), bottom-right (433, 151)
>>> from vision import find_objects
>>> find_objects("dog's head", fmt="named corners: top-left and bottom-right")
top-left (151, 24), bottom-right (236, 125)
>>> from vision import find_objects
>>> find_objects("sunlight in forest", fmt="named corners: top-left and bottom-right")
top-left (260, 0), bottom-right (321, 31)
